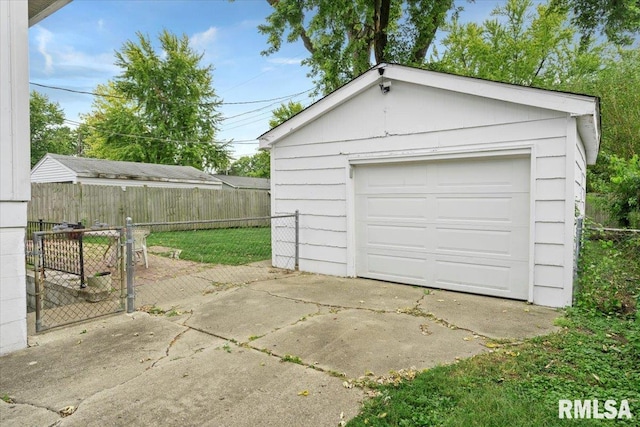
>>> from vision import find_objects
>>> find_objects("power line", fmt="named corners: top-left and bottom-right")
top-left (63, 119), bottom-right (259, 146)
top-left (30, 81), bottom-right (312, 106)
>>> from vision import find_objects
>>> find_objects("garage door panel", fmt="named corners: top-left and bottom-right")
top-left (366, 196), bottom-right (428, 219)
top-left (435, 259), bottom-right (511, 291)
top-left (365, 224), bottom-right (427, 249)
top-left (434, 259), bottom-right (529, 299)
top-left (435, 156), bottom-right (530, 191)
top-left (435, 227), bottom-right (527, 259)
top-left (435, 195), bottom-right (528, 224)
top-left (355, 156), bottom-right (530, 300)
top-left (362, 253), bottom-right (427, 284)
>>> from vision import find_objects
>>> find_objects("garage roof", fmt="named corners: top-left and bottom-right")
top-left (259, 63), bottom-right (601, 164)
top-left (29, 0), bottom-right (72, 26)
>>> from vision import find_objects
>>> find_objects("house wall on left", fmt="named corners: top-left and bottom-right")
top-left (0, 0), bottom-right (30, 355)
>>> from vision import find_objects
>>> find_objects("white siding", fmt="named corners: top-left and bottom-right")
top-left (0, 0), bottom-right (29, 355)
top-left (270, 81), bottom-right (580, 306)
top-left (30, 157), bottom-right (77, 183)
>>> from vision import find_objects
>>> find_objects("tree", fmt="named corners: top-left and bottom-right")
top-left (30, 91), bottom-right (75, 167)
top-left (228, 151), bottom-right (271, 178)
top-left (268, 101), bottom-right (304, 128)
top-left (228, 101), bottom-right (305, 178)
top-left (260, 0), bottom-right (456, 94)
top-left (82, 30), bottom-right (229, 171)
top-left (551, 0), bottom-right (640, 47)
top-left (564, 48), bottom-right (640, 193)
top-left (431, 0), bottom-right (605, 88)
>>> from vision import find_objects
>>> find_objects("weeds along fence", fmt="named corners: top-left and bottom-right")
top-left (574, 224), bottom-right (640, 314)
top-left (26, 214), bottom-right (299, 332)
top-left (28, 183), bottom-right (270, 227)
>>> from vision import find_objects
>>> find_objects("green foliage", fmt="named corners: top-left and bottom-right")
top-left (268, 101), bottom-right (304, 129)
top-left (568, 48), bottom-right (640, 166)
top-left (81, 30), bottom-right (229, 171)
top-left (281, 354), bottom-right (303, 364)
top-left (228, 150), bottom-right (271, 178)
top-left (576, 231), bottom-right (639, 316)
top-left (432, 0), bottom-right (605, 88)
top-left (604, 156), bottom-right (640, 227)
top-left (30, 91), bottom-right (75, 167)
top-left (146, 227), bottom-right (271, 265)
top-left (555, 0), bottom-right (640, 46)
top-left (260, 0), bottom-right (455, 94)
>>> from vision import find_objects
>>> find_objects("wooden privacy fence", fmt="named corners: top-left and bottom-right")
top-left (29, 183), bottom-right (270, 227)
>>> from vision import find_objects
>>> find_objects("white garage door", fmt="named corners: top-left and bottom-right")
top-left (355, 156), bottom-right (530, 300)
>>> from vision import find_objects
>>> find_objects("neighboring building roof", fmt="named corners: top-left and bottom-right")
top-left (34, 154), bottom-right (222, 185)
top-left (213, 174), bottom-right (270, 190)
top-left (258, 63), bottom-right (601, 164)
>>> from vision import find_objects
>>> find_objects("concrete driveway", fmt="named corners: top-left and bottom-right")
top-left (0, 273), bottom-right (561, 426)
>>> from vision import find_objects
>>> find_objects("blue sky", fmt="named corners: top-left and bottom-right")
top-left (29, 0), bottom-right (504, 159)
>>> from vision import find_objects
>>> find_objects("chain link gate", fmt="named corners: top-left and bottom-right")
top-left (30, 227), bottom-right (127, 332)
top-left (26, 213), bottom-right (299, 331)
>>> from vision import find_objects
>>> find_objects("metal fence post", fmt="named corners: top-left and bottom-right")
top-left (126, 218), bottom-right (135, 313)
top-left (572, 216), bottom-right (584, 304)
top-left (119, 227), bottom-right (127, 311)
top-left (295, 210), bottom-right (299, 270)
top-left (33, 233), bottom-right (43, 333)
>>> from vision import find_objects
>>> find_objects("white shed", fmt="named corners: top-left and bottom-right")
top-left (259, 63), bottom-right (600, 308)
top-left (31, 154), bottom-right (223, 189)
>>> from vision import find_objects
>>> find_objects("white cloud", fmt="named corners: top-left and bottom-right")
top-left (191, 26), bottom-right (218, 53)
top-left (267, 57), bottom-right (302, 65)
top-left (35, 26), bottom-right (54, 74)
top-left (56, 48), bottom-right (118, 75)
top-left (97, 19), bottom-right (104, 30)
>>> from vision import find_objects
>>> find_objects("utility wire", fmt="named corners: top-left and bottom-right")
top-left (30, 81), bottom-right (312, 106)
top-left (63, 118), bottom-right (259, 146)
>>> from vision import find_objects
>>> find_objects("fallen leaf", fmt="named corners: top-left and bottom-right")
top-left (59, 406), bottom-right (76, 417)
top-left (485, 342), bottom-right (501, 348)
top-left (437, 299), bottom-right (445, 302)
top-left (463, 337), bottom-right (471, 341)
top-left (378, 412), bottom-right (387, 418)
top-left (297, 390), bottom-right (309, 396)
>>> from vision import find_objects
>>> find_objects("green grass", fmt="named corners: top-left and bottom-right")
top-left (145, 227), bottom-right (271, 265)
top-left (348, 232), bottom-right (640, 426)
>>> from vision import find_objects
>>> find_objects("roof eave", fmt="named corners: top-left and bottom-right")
top-left (259, 64), bottom-right (601, 155)
top-left (258, 69), bottom-right (382, 149)
top-left (29, 0), bottom-right (72, 27)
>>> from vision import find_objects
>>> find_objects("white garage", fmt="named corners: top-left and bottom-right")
top-left (259, 63), bottom-right (600, 308)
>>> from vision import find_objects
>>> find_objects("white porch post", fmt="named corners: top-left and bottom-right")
top-left (0, 0), bottom-right (30, 355)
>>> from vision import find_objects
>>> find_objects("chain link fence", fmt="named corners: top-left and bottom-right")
top-left (29, 227), bottom-right (126, 331)
top-left (26, 214), bottom-right (299, 331)
top-left (128, 214), bottom-right (298, 313)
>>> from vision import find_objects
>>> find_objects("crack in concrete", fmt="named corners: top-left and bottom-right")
top-left (1, 399), bottom-right (61, 419)
top-left (248, 286), bottom-right (490, 340)
top-left (246, 287), bottom-right (390, 315)
top-left (149, 311), bottom-right (194, 369)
